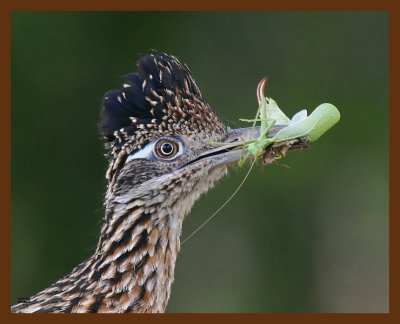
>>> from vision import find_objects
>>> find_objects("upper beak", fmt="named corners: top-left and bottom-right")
top-left (196, 125), bottom-right (310, 167)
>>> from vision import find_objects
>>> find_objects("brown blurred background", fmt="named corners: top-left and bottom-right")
top-left (11, 11), bottom-right (388, 312)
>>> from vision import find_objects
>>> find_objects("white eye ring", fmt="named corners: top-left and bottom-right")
top-left (154, 139), bottom-right (179, 159)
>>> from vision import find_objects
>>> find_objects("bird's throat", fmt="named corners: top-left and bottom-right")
top-left (87, 164), bottom-right (229, 312)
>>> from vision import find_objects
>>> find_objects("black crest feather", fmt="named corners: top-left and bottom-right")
top-left (100, 53), bottom-right (202, 141)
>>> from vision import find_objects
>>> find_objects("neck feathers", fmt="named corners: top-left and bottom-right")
top-left (12, 162), bottom-right (227, 313)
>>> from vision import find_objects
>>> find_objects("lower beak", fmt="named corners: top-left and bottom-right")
top-left (201, 126), bottom-right (310, 167)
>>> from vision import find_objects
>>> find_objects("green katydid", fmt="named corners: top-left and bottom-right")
top-left (239, 77), bottom-right (340, 165)
top-left (182, 77), bottom-right (340, 244)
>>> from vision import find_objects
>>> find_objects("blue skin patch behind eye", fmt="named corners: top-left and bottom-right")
top-left (126, 136), bottom-right (186, 163)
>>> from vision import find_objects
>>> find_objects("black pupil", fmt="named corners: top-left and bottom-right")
top-left (161, 143), bottom-right (174, 155)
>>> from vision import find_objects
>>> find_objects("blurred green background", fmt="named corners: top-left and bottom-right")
top-left (11, 11), bottom-right (388, 312)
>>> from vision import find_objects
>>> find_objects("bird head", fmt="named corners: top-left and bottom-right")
top-left (99, 53), bottom-right (308, 217)
top-left (100, 53), bottom-right (262, 202)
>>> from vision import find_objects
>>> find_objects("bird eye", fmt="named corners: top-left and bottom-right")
top-left (154, 139), bottom-right (180, 159)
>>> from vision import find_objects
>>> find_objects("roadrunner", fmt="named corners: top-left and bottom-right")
top-left (12, 53), bottom-right (305, 313)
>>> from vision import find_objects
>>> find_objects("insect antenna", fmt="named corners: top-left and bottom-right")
top-left (181, 158), bottom-right (257, 245)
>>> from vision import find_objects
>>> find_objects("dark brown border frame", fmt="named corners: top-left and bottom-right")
top-left (1, 1), bottom-right (398, 323)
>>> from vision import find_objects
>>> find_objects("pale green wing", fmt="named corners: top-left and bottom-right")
top-left (272, 103), bottom-right (340, 143)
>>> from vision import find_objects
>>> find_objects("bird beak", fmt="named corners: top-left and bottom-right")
top-left (196, 125), bottom-right (310, 168)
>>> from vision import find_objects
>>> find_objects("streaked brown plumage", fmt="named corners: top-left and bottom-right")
top-left (11, 53), bottom-right (306, 313)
